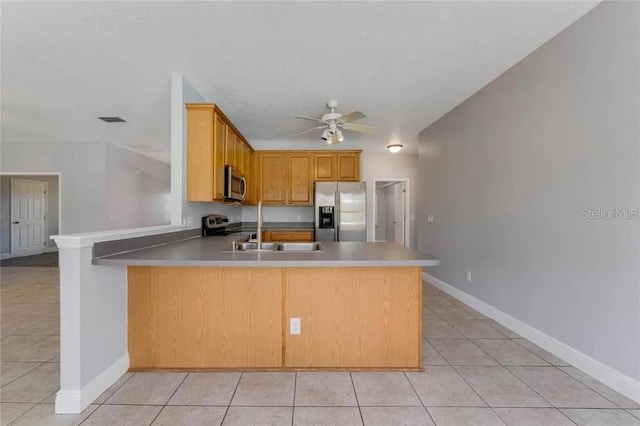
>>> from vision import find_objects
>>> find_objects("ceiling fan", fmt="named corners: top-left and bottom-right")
top-left (294, 100), bottom-right (375, 144)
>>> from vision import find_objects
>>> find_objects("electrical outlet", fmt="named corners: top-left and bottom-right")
top-left (427, 215), bottom-right (434, 223)
top-left (466, 271), bottom-right (472, 282)
top-left (290, 318), bottom-right (301, 335)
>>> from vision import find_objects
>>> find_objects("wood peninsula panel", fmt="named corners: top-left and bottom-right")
top-left (285, 267), bottom-right (422, 369)
top-left (128, 266), bottom-right (283, 369)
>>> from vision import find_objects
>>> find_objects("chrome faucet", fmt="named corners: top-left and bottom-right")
top-left (257, 200), bottom-right (263, 249)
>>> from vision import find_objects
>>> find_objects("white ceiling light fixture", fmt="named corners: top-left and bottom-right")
top-left (387, 144), bottom-right (403, 153)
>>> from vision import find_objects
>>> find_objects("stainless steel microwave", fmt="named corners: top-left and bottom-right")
top-left (224, 165), bottom-right (246, 201)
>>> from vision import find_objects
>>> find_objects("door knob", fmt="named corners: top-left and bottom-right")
top-left (12, 221), bottom-right (19, 224)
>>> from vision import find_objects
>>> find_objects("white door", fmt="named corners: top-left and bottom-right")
top-left (11, 179), bottom-right (47, 257)
top-left (392, 183), bottom-right (405, 245)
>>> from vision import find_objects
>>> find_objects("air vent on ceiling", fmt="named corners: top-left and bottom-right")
top-left (98, 116), bottom-right (126, 123)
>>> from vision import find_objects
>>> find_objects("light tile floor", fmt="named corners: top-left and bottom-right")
top-left (1, 266), bottom-right (639, 425)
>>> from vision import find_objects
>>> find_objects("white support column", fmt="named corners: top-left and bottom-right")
top-left (54, 245), bottom-right (84, 413)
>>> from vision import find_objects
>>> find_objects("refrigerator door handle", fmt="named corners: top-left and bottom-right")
top-left (335, 190), bottom-right (340, 242)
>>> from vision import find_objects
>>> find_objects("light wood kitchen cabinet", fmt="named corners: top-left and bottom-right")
top-left (336, 152), bottom-right (360, 181)
top-left (257, 151), bottom-right (314, 206)
top-left (258, 152), bottom-right (287, 204)
top-left (186, 104), bottom-right (228, 201)
top-left (127, 265), bottom-right (422, 370)
top-left (186, 103), bottom-right (254, 203)
top-left (243, 145), bottom-right (254, 204)
top-left (255, 150), bottom-right (360, 206)
top-left (313, 151), bottom-right (360, 182)
top-left (287, 152), bottom-right (313, 205)
top-left (314, 153), bottom-right (336, 182)
top-left (234, 136), bottom-right (244, 171)
top-left (285, 267), bottom-right (421, 368)
top-left (263, 230), bottom-right (314, 242)
top-left (213, 115), bottom-right (227, 200)
top-left (128, 266), bottom-right (283, 369)
top-left (225, 126), bottom-right (235, 169)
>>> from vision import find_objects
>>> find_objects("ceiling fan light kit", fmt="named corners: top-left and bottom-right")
top-left (387, 144), bottom-right (403, 153)
top-left (294, 100), bottom-right (375, 144)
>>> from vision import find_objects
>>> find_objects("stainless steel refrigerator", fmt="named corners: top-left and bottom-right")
top-left (315, 182), bottom-right (366, 242)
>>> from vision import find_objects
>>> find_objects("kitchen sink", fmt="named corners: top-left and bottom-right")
top-left (225, 242), bottom-right (279, 252)
top-left (273, 242), bottom-right (323, 252)
top-left (225, 242), bottom-right (323, 252)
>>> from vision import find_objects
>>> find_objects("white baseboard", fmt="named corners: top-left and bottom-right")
top-left (0, 253), bottom-right (11, 260)
top-left (44, 246), bottom-right (59, 253)
top-left (423, 272), bottom-right (640, 405)
top-left (55, 353), bottom-right (129, 414)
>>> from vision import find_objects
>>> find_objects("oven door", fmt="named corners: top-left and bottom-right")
top-left (225, 166), bottom-right (246, 201)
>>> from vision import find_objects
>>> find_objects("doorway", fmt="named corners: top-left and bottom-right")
top-left (373, 179), bottom-right (410, 247)
top-left (1, 174), bottom-right (60, 260)
top-left (11, 179), bottom-right (48, 257)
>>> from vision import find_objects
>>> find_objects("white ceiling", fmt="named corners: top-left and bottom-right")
top-left (1, 1), bottom-right (598, 157)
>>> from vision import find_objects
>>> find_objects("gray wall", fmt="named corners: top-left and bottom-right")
top-left (105, 144), bottom-right (171, 229)
top-left (418, 1), bottom-right (640, 381)
top-left (1, 142), bottom-right (107, 234)
top-left (1, 141), bottom-right (172, 237)
top-left (0, 175), bottom-right (59, 254)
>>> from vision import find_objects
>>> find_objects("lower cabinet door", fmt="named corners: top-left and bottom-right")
top-left (128, 266), bottom-right (283, 369)
top-left (284, 267), bottom-right (422, 368)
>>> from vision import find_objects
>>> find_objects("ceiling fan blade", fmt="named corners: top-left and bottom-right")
top-left (341, 111), bottom-right (366, 123)
top-left (294, 116), bottom-right (323, 122)
top-left (342, 122), bottom-right (376, 134)
top-left (293, 126), bottom-right (325, 136)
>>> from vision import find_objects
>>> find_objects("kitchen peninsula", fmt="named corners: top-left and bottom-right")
top-left (94, 233), bottom-right (439, 371)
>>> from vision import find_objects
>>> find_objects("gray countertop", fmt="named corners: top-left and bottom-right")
top-left (92, 234), bottom-right (439, 267)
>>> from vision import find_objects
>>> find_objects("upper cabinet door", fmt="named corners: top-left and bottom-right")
top-left (242, 144), bottom-right (252, 203)
top-left (287, 153), bottom-right (313, 206)
top-left (225, 126), bottom-right (235, 168)
top-left (259, 153), bottom-right (287, 204)
top-left (213, 114), bottom-right (227, 200)
top-left (314, 153), bottom-right (336, 182)
top-left (234, 136), bottom-right (244, 172)
top-left (186, 106), bottom-right (215, 201)
top-left (186, 103), bottom-right (254, 202)
top-left (337, 152), bottom-right (360, 181)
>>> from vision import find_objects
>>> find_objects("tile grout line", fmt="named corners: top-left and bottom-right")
top-left (219, 371), bottom-right (243, 425)
top-left (149, 372), bottom-right (190, 425)
top-left (426, 319), bottom-right (509, 423)
top-left (402, 371), bottom-right (437, 425)
top-left (348, 372), bottom-right (365, 426)
top-left (0, 360), bottom-right (47, 389)
top-left (99, 371), bottom-right (136, 406)
top-left (79, 371), bottom-right (141, 424)
top-left (291, 371), bottom-right (297, 426)
top-left (555, 367), bottom-right (635, 410)
top-left (6, 401), bottom-right (38, 426)
top-left (425, 284), bottom-right (581, 425)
